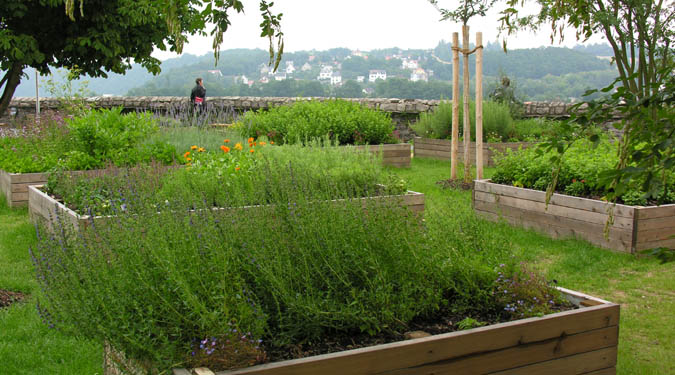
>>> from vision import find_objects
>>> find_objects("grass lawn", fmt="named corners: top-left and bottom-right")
top-left (0, 156), bottom-right (672, 374)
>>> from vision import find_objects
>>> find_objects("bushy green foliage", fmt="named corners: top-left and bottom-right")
top-left (411, 100), bottom-right (551, 142)
top-left (0, 108), bottom-right (179, 173)
top-left (238, 100), bottom-right (397, 145)
top-left (491, 137), bottom-right (675, 205)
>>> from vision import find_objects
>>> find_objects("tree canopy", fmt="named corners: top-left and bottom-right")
top-left (0, 0), bottom-right (283, 114)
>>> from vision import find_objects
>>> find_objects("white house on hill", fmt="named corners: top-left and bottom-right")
top-left (369, 70), bottom-right (387, 82)
top-left (410, 68), bottom-right (428, 82)
top-left (318, 65), bottom-right (333, 80)
top-left (331, 71), bottom-right (342, 86)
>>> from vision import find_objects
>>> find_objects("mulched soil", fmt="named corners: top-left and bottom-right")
top-left (0, 289), bottom-right (26, 309)
top-left (436, 178), bottom-right (474, 191)
top-left (264, 303), bottom-right (575, 363)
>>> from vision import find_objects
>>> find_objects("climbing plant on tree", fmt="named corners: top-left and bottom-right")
top-left (0, 0), bottom-right (284, 116)
top-left (498, 0), bottom-right (674, 206)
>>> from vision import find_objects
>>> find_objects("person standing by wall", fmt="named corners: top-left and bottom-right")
top-left (190, 77), bottom-right (206, 114)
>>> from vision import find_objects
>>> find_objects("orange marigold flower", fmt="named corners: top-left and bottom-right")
top-left (234, 143), bottom-right (243, 151)
top-left (186, 157), bottom-right (192, 162)
top-left (183, 151), bottom-right (191, 158)
top-left (259, 141), bottom-right (267, 146)
top-left (235, 166), bottom-right (241, 171)
top-left (198, 147), bottom-right (205, 152)
top-left (224, 139), bottom-right (230, 143)
top-left (191, 145), bottom-right (198, 150)
top-left (220, 145), bottom-right (230, 153)
top-left (249, 149), bottom-right (255, 153)
top-left (270, 141), bottom-right (275, 144)
top-left (248, 137), bottom-right (254, 143)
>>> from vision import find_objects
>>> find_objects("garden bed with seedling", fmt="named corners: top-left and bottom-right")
top-left (103, 288), bottom-right (619, 375)
top-left (413, 137), bottom-right (536, 166)
top-left (473, 179), bottom-right (675, 253)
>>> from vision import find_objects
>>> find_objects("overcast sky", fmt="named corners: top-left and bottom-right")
top-left (151, 0), bottom-right (607, 60)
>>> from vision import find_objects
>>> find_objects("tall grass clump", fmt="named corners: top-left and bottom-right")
top-left (237, 99), bottom-right (397, 145)
top-left (411, 100), bottom-right (552, 142)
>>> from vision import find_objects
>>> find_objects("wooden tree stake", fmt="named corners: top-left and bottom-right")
top-left (462, 25), bottom-right (471, 183)
top-left (451, 32), bottom-right (460, 180)
top-left (475, 32), bottom-right (483, 179)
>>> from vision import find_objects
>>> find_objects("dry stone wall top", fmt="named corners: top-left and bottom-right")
top-left (8, 96), bottom-right (576, 118)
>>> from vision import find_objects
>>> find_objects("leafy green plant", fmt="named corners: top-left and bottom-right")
top-left (238, 100), bottom-right (397, 145)
top-left (457, 317), bottom-right (486, 330)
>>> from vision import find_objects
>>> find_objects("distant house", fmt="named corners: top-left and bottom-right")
top-left (285, 61), bottom-right (296, 74)
top-left (240, 75), bottom-right (249, 85)
top-left (410, 68), bottom-right (428, 82)
top-left (301, 62), bottom-right (312, 71)
top-left (352, 49), bottom-right (365, 58)
top-left (356, 76), bottom-right (365, 83)
top-left (274, 72), bottom-right (287, 81)
top-left (260, 76), bottom-right (269, 84)
top-left (369, 70), bottom-right (387, 82)
top-left (331, 71), bottom-right (342, 86)
top-left (318, 65), bottom-right (333, 80)
top-left (207, 69), bottom-right (223, 77)
top-left (362, 87), bottom-right (375, 95)
top-left (401, 58), bottom-right (419, 70)
top-left (259, 64), bottom-right (270, 76)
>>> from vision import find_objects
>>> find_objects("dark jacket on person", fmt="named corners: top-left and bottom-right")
top-left (190, 84), bottom-right (206, 104)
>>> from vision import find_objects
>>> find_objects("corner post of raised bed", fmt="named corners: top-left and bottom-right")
top-left (475, 32), bottom-right (484, 179)
top-left (451, 32), bottom-right (460, 179)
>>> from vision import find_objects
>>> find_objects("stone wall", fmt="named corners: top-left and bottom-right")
top-left (3, 96), bottom-right (583, 141)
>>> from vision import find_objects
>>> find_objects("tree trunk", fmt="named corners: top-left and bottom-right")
top-left (0, 63), bottom-right (24, 119)
top-left (451, 32), bottom-right (460, 180)
top-left (462, 25), bottom-right (472, 183)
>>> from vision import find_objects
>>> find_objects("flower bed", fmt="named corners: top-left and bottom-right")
top-left (105, 288), bottom-right (619, 375)
top-left (473, 179), bottom-right (675, 253)
top-left (413, 137), bottom-right (536, 166)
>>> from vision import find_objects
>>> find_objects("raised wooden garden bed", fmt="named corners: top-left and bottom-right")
top-left (104, 288), bottom-right (619, 375)
top-left (413, 137), bottom-right (536, 166)
top-left (473, 179), bottom-right (675, 253)
top-left (29, 185), bottom-right (425, 232)
top-left (0, 169), bottom-right (49, 207)
top-left (350, 143), bottom-right (411, 168)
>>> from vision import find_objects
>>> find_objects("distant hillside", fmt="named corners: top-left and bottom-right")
top-left (11, 44), bottom-right (618, 102)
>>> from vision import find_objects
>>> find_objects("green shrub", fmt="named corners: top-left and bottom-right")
top-left (238, 100), bottom-right (397, 145)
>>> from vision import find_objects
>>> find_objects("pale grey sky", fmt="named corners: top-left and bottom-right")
top-left (152, 0), bottom-right (607, 60)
